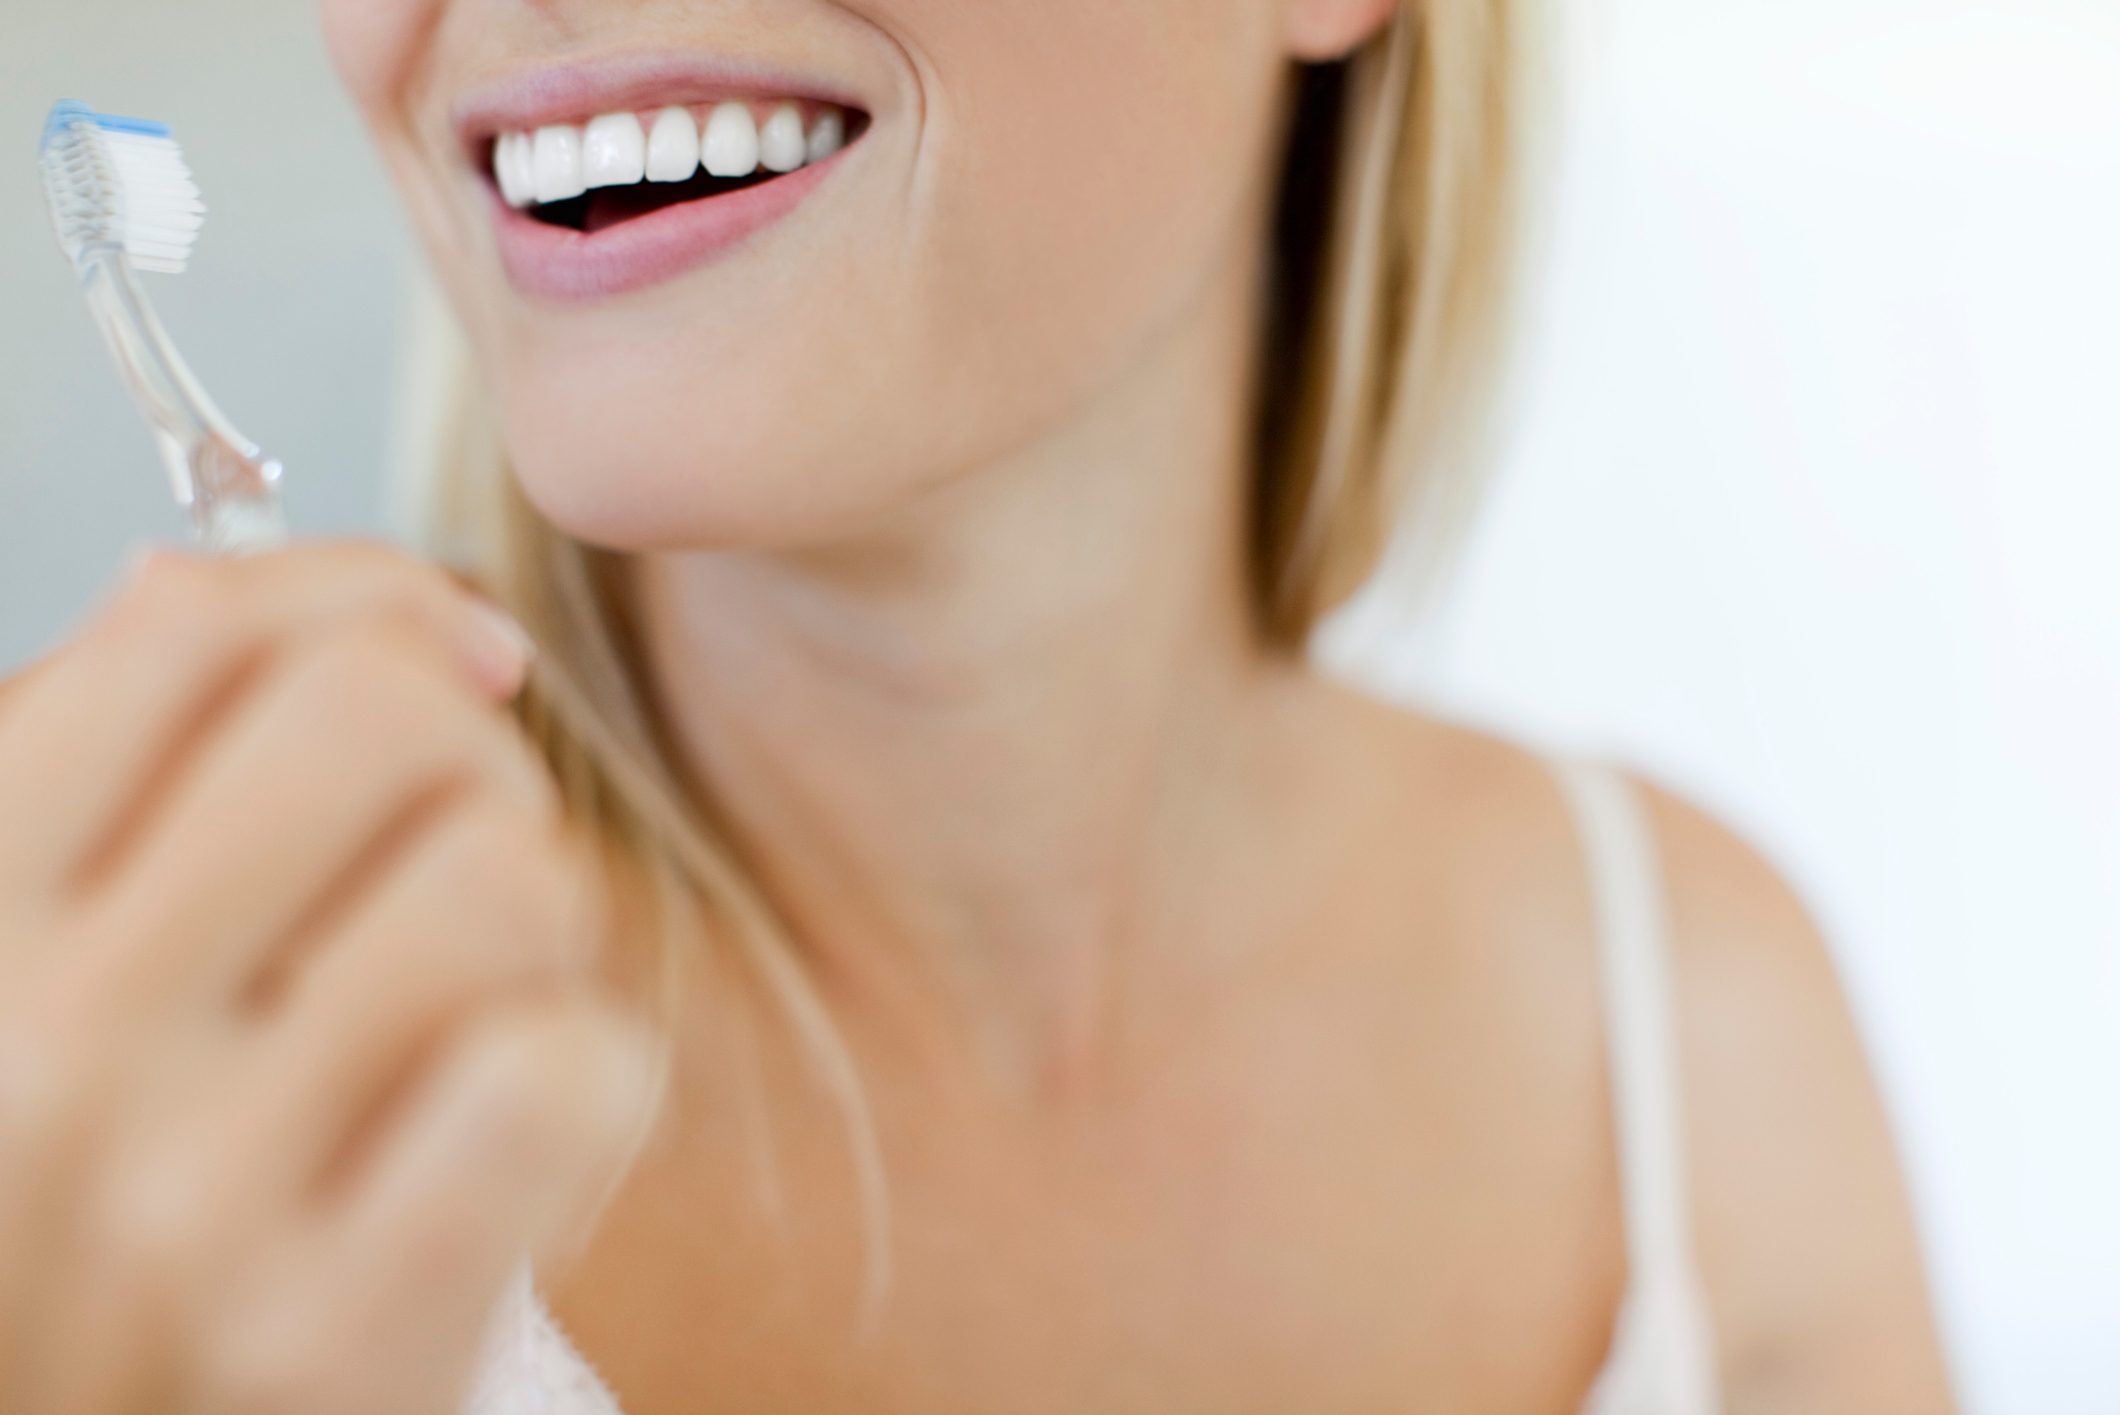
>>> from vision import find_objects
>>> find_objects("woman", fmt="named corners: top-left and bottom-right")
top-left (0, 0), bottom-right (1956, 1410)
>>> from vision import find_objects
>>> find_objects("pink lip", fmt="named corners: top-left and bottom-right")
top-left (455, 53), bottom-right (872, 302)
top-left (487, 147), bottom-right (852, 301)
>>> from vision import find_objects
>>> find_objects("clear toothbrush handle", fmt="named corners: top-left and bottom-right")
top-left (75, 246), bottom-right (287, 554)
top-left (189, 431), bottom-right (287, 553)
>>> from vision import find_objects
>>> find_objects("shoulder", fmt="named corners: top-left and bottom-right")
top-left (1315, 684), bottom-right (1956, 1409)
top-left (1617, 776), bottom-right (1957, 1410)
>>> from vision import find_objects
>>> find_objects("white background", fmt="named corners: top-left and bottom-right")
top-left (4, 1), bottom-right (2116, 1410)
top-left (1329, 2), bottom-right (2120, 1410)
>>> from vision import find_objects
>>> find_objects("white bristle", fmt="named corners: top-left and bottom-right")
top-left (41, 116), bottom-right (206, 276)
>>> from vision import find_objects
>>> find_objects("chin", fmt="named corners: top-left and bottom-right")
top-left (481, 293), bottom-right (939, 552)
top-left (497, 398), bottom-right (914, 554)
top-left (506, 437), bottom-right (786, 552)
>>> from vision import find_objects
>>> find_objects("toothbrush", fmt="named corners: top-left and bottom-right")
top-left (39, 100), bottom-right (287, 553)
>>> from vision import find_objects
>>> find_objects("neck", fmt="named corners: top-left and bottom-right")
top-left (631, 225), bottom-right (1299, 1092)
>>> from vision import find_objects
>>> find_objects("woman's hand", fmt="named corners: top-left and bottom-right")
top-left (0, 544), bottom-right (655, 1415)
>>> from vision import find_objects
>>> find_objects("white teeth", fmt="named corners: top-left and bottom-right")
top-left (582, 112), bottom-right (647, 189)
top-left (806, 109), bottom-right (845, 164)
top-left (495, 132), bottom-right (537, 208)
top-left (701, 102), bottom-right (760, 178)
top-left (532, 124), bottom-right (585, 204)
top-left (495, 102), bottom-right (854, 209)
top-left (758, 102), bottom-right (807, 174)
top-left (645, 106), bottom-right (700, 183)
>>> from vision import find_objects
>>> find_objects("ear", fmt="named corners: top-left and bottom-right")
top-left (1282, 0), bottom-right (1402, 62)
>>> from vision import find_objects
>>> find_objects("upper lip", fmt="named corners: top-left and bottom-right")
top-left (450, 51), bottom-right (872, 156)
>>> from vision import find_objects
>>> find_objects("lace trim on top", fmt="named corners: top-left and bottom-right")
top-left (463, 1259), bottom-right (624, 1415)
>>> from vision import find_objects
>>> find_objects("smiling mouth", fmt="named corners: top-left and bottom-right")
top-left (483, 100), bottom-right (870, 236)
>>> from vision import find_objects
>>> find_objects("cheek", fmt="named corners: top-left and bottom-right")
top-left (316, 0), bottom-right (440, 108)
top-left (906, 1), bottom-right (1284, 420)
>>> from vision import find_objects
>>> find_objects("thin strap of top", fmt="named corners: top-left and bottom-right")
top-left (1548, 756), bottom-right (1723, 1415)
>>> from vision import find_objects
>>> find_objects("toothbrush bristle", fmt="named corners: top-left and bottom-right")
top-left (40, 101), bottom-right (206, 275)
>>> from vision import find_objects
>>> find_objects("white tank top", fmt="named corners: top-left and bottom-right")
top-left (462, 756), bottom-right (1721, 1414)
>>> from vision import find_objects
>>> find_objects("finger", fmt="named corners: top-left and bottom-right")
top-left (303, 1001), bottom-right (656, 1410)
top-left (77, 617), bottom-right (562, 1020)
top-left (0, 987), bottom-right (147, 1407)
top-left (217, 805), bottom-right (603, 1207)
top-left (0, 544), bottom-right (534, 895)
top-left (0, 659), bottom-right (48, 722)
top-left (210, 542), bottom-right (533, 697)
top-left (207, 543), bottom-right (533, 701)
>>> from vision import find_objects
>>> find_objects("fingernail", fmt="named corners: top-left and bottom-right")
top-left (462, 599), bottom-right (538, 698)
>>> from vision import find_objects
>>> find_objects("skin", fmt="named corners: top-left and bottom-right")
top-left (0, 0), bottom-right (1957, 1409)
top-left (0, 548), bottom-right (657, 1414)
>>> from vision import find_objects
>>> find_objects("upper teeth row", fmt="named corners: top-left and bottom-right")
top-left (493, 102), bottom-right (849, 209)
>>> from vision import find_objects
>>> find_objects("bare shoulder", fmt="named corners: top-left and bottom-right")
top-left (1281, 684), bottom-right (1958, 1407)
top-left (1312, 685), bottom-right (1957, 1409)
top-left (1631, 778), bottom-right (1959, 1412)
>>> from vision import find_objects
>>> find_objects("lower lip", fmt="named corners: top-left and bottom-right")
top-left (487, 144), bottom-right (851, 302)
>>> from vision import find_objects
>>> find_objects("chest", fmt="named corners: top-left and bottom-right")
top-left (534, 1019), bottom-right (1625, 1415)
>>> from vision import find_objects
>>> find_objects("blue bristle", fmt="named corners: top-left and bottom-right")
top-left (42, 100), bottom-right (173, 152)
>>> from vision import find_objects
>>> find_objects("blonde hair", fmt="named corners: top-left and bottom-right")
top-left (415, 0), bottom-right (1528, 1319)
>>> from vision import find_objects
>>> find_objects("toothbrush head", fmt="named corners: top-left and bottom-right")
top-left (39, 100), bottom-right (206, 275)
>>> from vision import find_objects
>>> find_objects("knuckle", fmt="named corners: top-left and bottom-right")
top-left (418, 807), bottom-right (586, 967)
top-left (107, 553), bottom-right (225, 634)
top-left (215, 1361), bottom-right (317, 1415)
top-left (309, 540), bottom-right (473, 624)
top-left (272, 637), bottom-right (373, 734)
top-left (451, 1018), bottom-right (568, 1158)
top-left (547, 834), bottom-right (608, 948)
top-left (422, 803), bottom-right (544, 906)
top-left (390, 1218), bottom-right (499, 1315)
top-left (281, 623), bottom-right (424, 718)
top-left (275, 629), bottom-right (555, 814)
top-left (514, 827), bottom-right (599, 930)
top-left (82, 1141), bottom-right (220, 1299)
top-left (389, 807), bottom-right (589, 981)
top-left (443, 710), bottom-right (559, 825)
top-left (309, 536), bottom-right (437, 587)
top-left (0, 1014), bottom-right (85, 1152)
top-left (534, 836), bottom-right (606, 966)
top-left (479, 720), bottom-right (565, 819)
top-left (205, 1303), bottom-right (347, 1415)
top-left (275, 629), bottom-right (449, 766)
